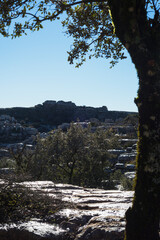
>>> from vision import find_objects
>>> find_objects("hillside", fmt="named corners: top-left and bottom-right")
top-left (0, 100), bottom-right (137, 132)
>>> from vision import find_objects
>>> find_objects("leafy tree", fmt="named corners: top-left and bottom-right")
top-left (26, 123), bottom-right (113, 187)
top-left (1, 1), bottom-right (160, 239)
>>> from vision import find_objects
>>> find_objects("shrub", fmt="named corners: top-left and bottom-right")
top-left (0, 179), bottom-right (67, 223)
top-left (120, 176), bottom-right (134, 190)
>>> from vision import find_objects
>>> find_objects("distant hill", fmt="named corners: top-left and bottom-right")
top-left (0, 100), bottom-right (137, 131)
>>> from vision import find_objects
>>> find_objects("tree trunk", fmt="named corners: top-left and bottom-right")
top-left (124, 56), bottom-right (160, 240)
top-left (107, 1), bottom-right (160, 239)
top-left (68, 157), bottom-right (76, 184)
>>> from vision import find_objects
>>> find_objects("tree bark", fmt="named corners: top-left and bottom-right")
top-left (124, 55), bottom-right (160, 240)
top-left (108, 1), bottom-right (160, 239)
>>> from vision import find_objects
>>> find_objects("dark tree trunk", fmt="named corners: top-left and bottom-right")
top-left (108, 1), bottom-right (160, 239)
top-left (125, 54), bottom-right (160, 240)
top-left (68, 157), bottom-right (76, 184)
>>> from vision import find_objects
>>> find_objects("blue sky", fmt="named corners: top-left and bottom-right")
top-left (0, 19), bottom-right (138, 112)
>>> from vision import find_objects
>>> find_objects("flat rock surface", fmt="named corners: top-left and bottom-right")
top-left (0, 181), bottom-right (133, 240)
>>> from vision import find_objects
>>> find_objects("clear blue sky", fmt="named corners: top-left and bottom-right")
top-left (0, 19), bottom-right (138, 112)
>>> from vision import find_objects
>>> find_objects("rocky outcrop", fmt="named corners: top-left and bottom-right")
top-left (0, 115), bottom-right (38, 144)
top-left (0, 101), bottom-right (136, 131)
top-left (0, 181), bottom-right (133, 240)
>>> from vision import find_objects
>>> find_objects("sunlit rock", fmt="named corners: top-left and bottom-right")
top-left (0, 181), bottom-right (133, 240)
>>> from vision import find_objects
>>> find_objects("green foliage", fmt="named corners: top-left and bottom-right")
top-left (37, 123), bottom-right (113, 187)
top-left (0, 0), bottom-right (159, 68)
top-left (110, 169), bottom-right (123, 181)
top-left (109, 170), bottom-right (134, 190)
top-left (120, 176), bottom-right (133, 191)
top-left (12, 123), bottom-right (119, 188)
top-left (9, 145), bottom-right (34, 174)
top-left (0, 157), bottom-right (15, 168)
top-left (0, 180), bottom-right (66, 223)
top-left (0, 0), bottom-right (126, 67)
top-left (62, 2), bottom-right (126, 67)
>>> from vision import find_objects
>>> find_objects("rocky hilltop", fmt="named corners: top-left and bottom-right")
top-left (0, 100), bottom-right (136, 131)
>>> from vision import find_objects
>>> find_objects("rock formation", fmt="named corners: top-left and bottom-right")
top-left (0, 181), bottom-right (133, 240)
top-left (0, 101), bottom-right (136, 131)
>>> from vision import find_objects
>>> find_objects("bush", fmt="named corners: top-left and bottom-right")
top-left (0, 157), bottom-right (16, 168)
top-left (108, 170), bottom-right (134, 190)
top-left (120, 176), bottom-right (133, 190)
top-left (0, 179), bottom-right (67, 223)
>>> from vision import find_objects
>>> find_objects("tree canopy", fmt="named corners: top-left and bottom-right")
top-left (1, 1), bottom-right (159, 67)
